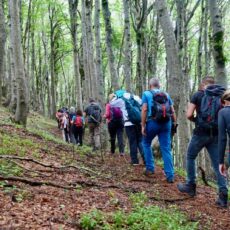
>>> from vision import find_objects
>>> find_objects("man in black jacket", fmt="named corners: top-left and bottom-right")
top-left (177, 76), bottom-right (228, 208)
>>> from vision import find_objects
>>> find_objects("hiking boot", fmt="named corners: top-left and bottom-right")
top-left (177, 183), bottom-right (196, 197)
top-left (216, 192), bottom-right (228, 208)
top-left (144, 170), bottom-right (154, 177)
top-left (119, 153), bottom-right (124, 157)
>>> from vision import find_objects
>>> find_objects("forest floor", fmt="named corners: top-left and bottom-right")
top-left (0, 108), bottom-right (229, 229)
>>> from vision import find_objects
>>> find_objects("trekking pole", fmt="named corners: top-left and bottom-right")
top-left (100, 127), bottom-right (105, 163)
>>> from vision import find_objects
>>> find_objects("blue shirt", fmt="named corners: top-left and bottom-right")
top-left (142, 89), bottom-right (173, 117)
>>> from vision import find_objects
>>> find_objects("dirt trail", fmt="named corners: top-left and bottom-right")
top-left (0, 125), bottom-right (229, 229)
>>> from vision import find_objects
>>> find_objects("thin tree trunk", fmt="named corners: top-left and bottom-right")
top-left (155, 0), bottom-right (182, 114)
top-left (102, 0), bottom-right (119, 90)
top-left (208, 0), bottom-right (227, 86)
top-left (68, 0), bottom-right (83, 110)
top-left (122, 0), bottom-right (132, 92)
top-left (0, 0), bottom-right (6, 105)
top-left (9, 0), bottom-right (29, 126)
top-left (81, 0), bottom-right (90, 103)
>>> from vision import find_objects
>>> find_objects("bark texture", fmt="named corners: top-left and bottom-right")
top-left (0, 0), bottom-right (6, 105)
top-left (208, 0), bottom-right (227, 86)
top-left (102, 0), bottom-right (119, 90)
top-left (155, 0), bottom-right (182, 114)
top-left (9, 0), bottom-right (29, 126)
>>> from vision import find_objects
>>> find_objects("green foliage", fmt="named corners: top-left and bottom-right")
top-left (129, 192), bottom-right (148, 208)
top-left (0, 160), bottom-right (23, 176)
top-left (79, 206), bottom-right (198, 230)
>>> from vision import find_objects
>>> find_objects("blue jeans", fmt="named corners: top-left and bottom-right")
top-left (125, 125), bottom-right (144, 164)
top-left (142, 120), bottom-right (174, 180)
top-left (186, 134), bottom-right (227, 193)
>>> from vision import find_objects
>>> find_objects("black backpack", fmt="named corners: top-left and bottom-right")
top-left (88, 104), bottom-right (101, 124)
top-left (197, 84), bottom-right (225, 129)
top-left (150, 91), bottom-right (172, 123)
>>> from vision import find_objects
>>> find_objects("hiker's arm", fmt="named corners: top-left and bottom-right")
top-left (186, 103), bottom-right (196, 121)
top-left (141, 104), bottom-right (148, 136)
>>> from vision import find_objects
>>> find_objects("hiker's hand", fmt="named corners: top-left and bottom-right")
top-left (171, 123), bottom-right (178, 136)
top-left (219, 164), bottom-right (227, 177)
top-left (142, 126), bottom-right (146, 136)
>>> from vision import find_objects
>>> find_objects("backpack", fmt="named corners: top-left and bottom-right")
top-left (122, 95), bottom-right (141, 125)
top-left (151, 91), bottom-right (172, 123)
top-left (75, 116), bottom-right (83, 127)
top-left (88, 103), bottom-right (102, 124)
top-left (110, 106), bottom-right (123, 122)
top-left (197, 84), bottom-right (225, 129)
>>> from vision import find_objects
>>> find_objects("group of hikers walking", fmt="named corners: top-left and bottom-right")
top-left (56, 76), bottom-right (230, 208)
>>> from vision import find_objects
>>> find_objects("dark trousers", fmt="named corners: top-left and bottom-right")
top-left (186, 134), bottom-right (227, 193)
top-left (64, 128), bottom-right (69, 143)
top-left (125, 124), bottom-right (144, 164)
top-left (73, 126), bottom-right (83, 145)
top-left (108, 121), bottom-right (124, 154)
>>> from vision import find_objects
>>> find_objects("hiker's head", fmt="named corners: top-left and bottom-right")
top-left (149, 78), bottom-right (160, 89)
top-left (76, 109), bottom-right (83, 116)
top-left (89, 98), bottom-right (95, 103)
top-left (109, 93), bottom-right (116, 102)
top-left (201, 76), bottom-right (215, 89)
top-left (222, 89), bottom-right (230, 105)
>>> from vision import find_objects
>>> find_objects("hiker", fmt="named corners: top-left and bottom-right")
top-left (61, 112), bottom-right (70, 143)
top-left (115, 90), bottom-right (145, 165)
top-left (84, 98), bottom-right (102, 151)
top-left (104, 94), bottom-right (125, 156)
top-left (71, 109), bottom-right (85, 146)
top-left (177, 76), bottom-right (228, 208)
top-left (69, 106), bottom-right (76, 144)
top-left (141, 78), bottom-right (176, 183)
top-left (56, 109), bottom-right (63, 129)
top-left (218, 90), bottom-right (230, 206)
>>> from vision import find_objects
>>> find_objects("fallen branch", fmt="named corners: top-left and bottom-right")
top-left (0, 175), bottom-right (74, 190)
top-left (0, 155), bottom-right (53, 168)
top-left (0, 155), bottom-right (108, 179)
top-left (11, 160), bottom-right (52, 178)
top-left (149, 196), bottom-right (192, 203)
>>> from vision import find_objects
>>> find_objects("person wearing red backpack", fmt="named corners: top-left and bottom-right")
top-left (104, 94), bottom-right (125, 156)
top-left (141, 78), bottom-right (177, 183)
top-left (71, 109), bottom-right (85, 146)
top-left (177, 76), bottom-right (228, 208)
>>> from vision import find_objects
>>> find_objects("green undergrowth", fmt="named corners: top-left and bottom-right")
top-left (80, 193), bottom-right (198, 230)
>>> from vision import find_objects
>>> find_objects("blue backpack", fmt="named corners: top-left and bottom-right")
top-left (122, 95), bottom-right (141, 125)
top-left (197, 84), bottom-right (225, 129)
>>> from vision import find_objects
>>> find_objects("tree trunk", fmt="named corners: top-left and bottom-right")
top-left (94, 0), bottom-right (104, 104)
top-left (155, 0), bottom-right (182, 114)
top-left (81, 0), bottom-right (91, 103)
top-left (68, 0), bottom-right (83, 110)
top-left (122, 0), bottom-right (132, 92)
top-left (208, 0), bottom-right (227, 86)
top-left (85, 0), bottom-right (97, 99)
top-left (0, 0), bottom-right (6, 105)
top-left (9, 0), bottom-right (29, 126)
top-left (102, 0), bottom-right (119, 90)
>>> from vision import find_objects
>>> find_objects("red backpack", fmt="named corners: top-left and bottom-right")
top-left (75, 116), bottom-right (83, 127)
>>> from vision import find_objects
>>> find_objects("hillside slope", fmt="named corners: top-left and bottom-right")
top-left (0, 108), bottom-right (229, 229)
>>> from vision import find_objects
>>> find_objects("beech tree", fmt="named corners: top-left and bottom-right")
top-left (9, 0), bottom-right (29, 126)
